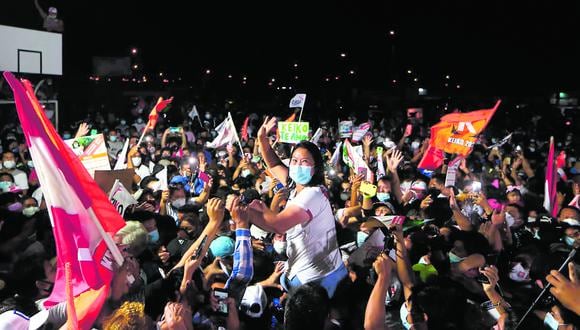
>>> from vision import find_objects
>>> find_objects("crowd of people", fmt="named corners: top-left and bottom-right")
top-left (0, 94), bottom-right (579, 330)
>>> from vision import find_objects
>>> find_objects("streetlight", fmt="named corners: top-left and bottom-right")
top-left (131, 48), bottom-right (138, 55)
top-left (388, 30), bottom-right (395, 36)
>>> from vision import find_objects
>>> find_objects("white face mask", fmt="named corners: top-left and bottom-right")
top-left (544, 312), bottom-right (561, 330)
top-left (509, 262), bottom-right (530, 282)
top-left (241, 169), bottom-right (252, 178)
top-left (2, 160), bottom-right (16, 169)
top-left (273, 241), bottom-right (287, 255)
top-left (22, 206), bottom-right (40, 217)
top-left (131, 157), bottom-right (142, 167)
top-left (171, 198), bottom-right (186, 209)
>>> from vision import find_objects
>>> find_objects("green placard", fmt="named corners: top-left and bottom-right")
top-left (278, 121), bottom-right (309, 144)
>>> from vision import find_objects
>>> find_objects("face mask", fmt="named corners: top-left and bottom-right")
top-left (147, 146), bottom-right (156, 154)
top-left (544, 312), bottom-right (560, 330)
top-left (400, 303), bottom-right (412, 330)
top-left (509, 262), bottom-right (530, 282)
top-left (3, 160), bottom-right (16, 169)
top-left (109, 136), bottom-right (118, 142)
top-left (171, 198), bottom-right (186, 209)
top-left (136, 118), bottom-right (144, 124)
top-left (148, 229), bottom-right (160, 244)
top-left (527, 216), bottom-right (536, 223)
top-left (289, 165), bottom-right (313, 185)
top-left (241, 169), bottom-right (252, 178)
top-left (505, 213), bottom-right (516, 227)
top-left (273, 241), bottom-right (287, 255)
top-left (357, 231), bottom-right (369, 247)
top-left (377, 192), bottom-right (390, 202)
top-left (8, 202), bottom-right (23, 212)
top-left (131, 157), bottom-right (142, 167)
top-left (204, 113), bottom-right (212, 120)
top-left (448, 251), bottom-right (465, 264)
top-left (63, 133), bottom-right (71, 139)
top-left (11, 148), bottom-right (19, 154)
top-left (22, 206), bottom-right (40, 217)
top-left (120, 120), bottom-right (126, 125)
top-left (411, 141), bottom-right (420, 150)
top-left (27, 161), bottom-right (34, 168)
top-left (340, 192), bottom-right (350, 201)
top-left (564, 236), bottom-right (575, 247)
top-left (0, 181), bottom-right (11, 192)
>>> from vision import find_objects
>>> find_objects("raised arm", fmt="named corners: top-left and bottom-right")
top-left (386, 149), bottom-right (404, 204)
top-left (34, 0), bottom-right (47, 19)
top-left (257, 116), bottom-right (288, 185)
top-left (364, 253), bottom-right (392, 330)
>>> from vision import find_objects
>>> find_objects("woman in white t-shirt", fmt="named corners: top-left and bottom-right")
top-left (245, 116), bottom-right (346, 297)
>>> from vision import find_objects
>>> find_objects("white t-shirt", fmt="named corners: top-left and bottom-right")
top-left (286, 186), bottom-right (343, 283)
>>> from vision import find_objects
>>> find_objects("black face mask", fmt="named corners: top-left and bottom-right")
top-left (427, 188), bottom-right (441, 199)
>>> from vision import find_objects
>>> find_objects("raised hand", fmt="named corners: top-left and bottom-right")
top-left (75, 122), bottom-right (90, 138)
top-left (546, 262), bottom-right (580, 315)
top-left (257, 116), bottom-right (277, 141)
top-left (206, 198), bottom-right (225, 224)
top-left (362, 134), bottom-right (374, 147)
top-left (386, 149), bottom-right (403, 173)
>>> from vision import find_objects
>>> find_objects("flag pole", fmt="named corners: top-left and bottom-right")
top-left (136, 123), bottom-right (150, 146)
top-left (228, 112), bottom-right (245, 155)
top-left (298, 106), bottom-right (304, 123)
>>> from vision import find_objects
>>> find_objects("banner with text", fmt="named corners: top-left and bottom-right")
top-left (278, 121), bottom-right (309, 144)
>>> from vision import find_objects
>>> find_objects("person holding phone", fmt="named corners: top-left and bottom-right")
top-left (243, 116), bottom-right (346, 298)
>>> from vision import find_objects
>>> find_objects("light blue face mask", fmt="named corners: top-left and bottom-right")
top-left (544, 312), bottom-right (560, 330)
top-left (376, 192), bottom-right (390, 202)
top-left (564, 236), bottom-right (575, 247)
top-left (148, 229), bottom-right (160, 244)
top-left (357, 231), bottom-right (369, 247)
top-left (448, 251), bottom-right (465, 264)
top-left (400, 302), bottom-right (412, 330)
top-left (63, 133), bottom-right (71, 139)
top-left (289, 165), bottom-right (313, 185)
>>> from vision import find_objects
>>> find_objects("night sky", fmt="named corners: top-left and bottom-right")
top-left (2, 1), bottom-right (580, 95)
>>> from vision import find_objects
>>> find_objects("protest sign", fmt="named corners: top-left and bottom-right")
top-left (64, 133), bottom-right (111, 177)
top-left (339, 120), bottom-right (353, 138)
top-left (278, 121), bottom-right (309, 144)
top-left (108, 179), bottom-right (137, 216)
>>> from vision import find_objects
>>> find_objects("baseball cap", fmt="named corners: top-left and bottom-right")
top-left (240, 284), bottom-right (267, 318)
top-left (209, 236), bottom-right (235, 258)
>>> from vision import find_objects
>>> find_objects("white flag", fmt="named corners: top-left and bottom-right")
top-left (330, 141), bottom-right (342, 166)
top-left (188, 105), bottom-right (203, 126)
top-left (108, 179), bottom-right (138, 217)
top-left (155, 167), bottom-right (168, 191)
top-left (310, 127), bottom-right (323, 145)
top-left (289, 93), bottom-right (307, 108)
top-left (351, 122), bottom-right (371, 143)
top-left (113, 138), bottom-right (130, 170)
top-left (206, 117), bottom-right (238, 149)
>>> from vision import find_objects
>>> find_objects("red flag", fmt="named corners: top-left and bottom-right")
top-left (241, 116), bottom-right (250, 142)
top-left (3, 72), bottom-right (125, 329)
top-left (147, 96), bottom-right (174, 129)
top-left (430, 101), bottom-right (500, 156)
top-left (418, 144), bottom-right (445, 170)
top-left (544, 137), bottom-right (559, 217)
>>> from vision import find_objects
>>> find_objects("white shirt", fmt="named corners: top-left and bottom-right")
top-left (285, 186), bottom-right (343, 283)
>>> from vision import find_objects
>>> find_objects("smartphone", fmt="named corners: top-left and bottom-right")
top-left (404, 124), bottom-right (413, 136)
top-left (359, 181), bottom-right (377, 197)
top-left (476, 264), bottom-right (490, 284)
top-left (273, 182), bottom-right (285, 194)
top-left (376, 146), bottom-right (383, 157)
top-left (357, 167), bottom-right (368, 177)
top-left (170, 127), bottom-right (180, 133)
top-left (198, 171), bottom-right (210, 184)
top-left (192, 235), bottom-right (208, 260)
top-left (213, 288), bottom-right (229, 315)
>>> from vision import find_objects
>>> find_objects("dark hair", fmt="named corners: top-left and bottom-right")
top-left (290, 141), bottom-right (324, 186)
top-left (284, 283), bottom-right (329, 330)
top-left (409, 277), bottom-right (467, 329)
top-left (558, 205), bottom-right (580, 219)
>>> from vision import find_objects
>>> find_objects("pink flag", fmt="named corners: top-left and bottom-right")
top-left (3, 72), bottom-right (125, 329)
top-left (351, 122), bottom-right (371, 142)
top-left (543, 137), bottom-right (559, 217)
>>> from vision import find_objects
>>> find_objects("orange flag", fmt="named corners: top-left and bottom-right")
top-left (429, 100), bottom-right (500, 156)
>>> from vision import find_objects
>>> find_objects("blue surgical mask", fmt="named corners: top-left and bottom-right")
top-left (564, 236), bottom-right (575, 247)
top-left (63, 133), bottom-right (71, 139)
top-left (109, 136), bottom-right (118, 142)
top-left (448, 251), bottom-right (465, 264)
top-left (289, 165), bottom-right (313, 185)
top-left (148, 229), bottom-right (160, 244)
top-left (544, 312), bottom-right (560, 330)
top-left (357, 231), bottom-right (369, 247)
top-left (377, 192), bottom-right (390, 202)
